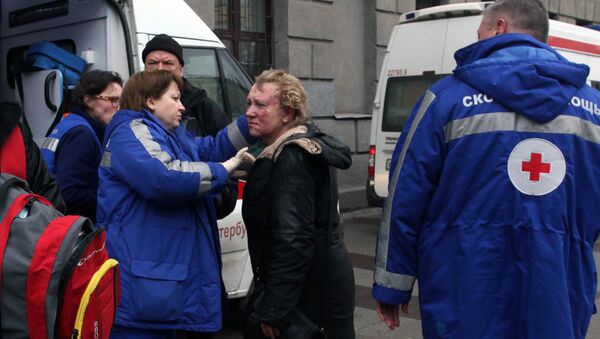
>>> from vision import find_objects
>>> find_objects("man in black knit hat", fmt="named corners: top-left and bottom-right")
top-left (142, 34), bottom-right (230, 140)
top-left (142, 34), bottom-right (237, 222)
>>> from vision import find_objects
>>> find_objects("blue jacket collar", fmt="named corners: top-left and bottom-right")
top-left (104, 108), bottom-right (187, 145)
top-left (70, 105), bottom-right (106, 142)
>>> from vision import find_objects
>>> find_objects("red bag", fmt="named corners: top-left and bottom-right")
top-left (1, 135), bottom-right (120, 339)
top-left (0, 126), bottom-right (26, 179)
top-left (55, 229), bottom-right (120, 339)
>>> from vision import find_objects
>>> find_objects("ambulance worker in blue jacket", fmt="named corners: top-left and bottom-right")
top-left (97, 70), bottom-right (254, 338)
top-left (41, 70), bottom-right (122, 222)
top-left (373, 0), bottom-right (600, 338)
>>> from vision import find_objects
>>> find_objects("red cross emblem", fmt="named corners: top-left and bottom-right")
top-left (509, 138), bottom-right (565, 196)
top-left (521, 152), bottom-right (551, 181)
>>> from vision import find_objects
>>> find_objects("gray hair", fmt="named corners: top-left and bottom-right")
top-left (484, 0), bottom-right (549, 42)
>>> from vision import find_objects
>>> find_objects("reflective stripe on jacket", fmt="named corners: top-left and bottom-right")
top-left (41, 113), bottom-right (100, 175)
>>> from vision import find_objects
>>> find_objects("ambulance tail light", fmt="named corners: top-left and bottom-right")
top-left (237, 179), bottom-right (246, 199)
top-left (368, 146), bottom-right (376, 178)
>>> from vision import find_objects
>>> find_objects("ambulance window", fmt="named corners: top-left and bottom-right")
top-left (382, 74), bottom-right (445, 132)
top-left (217, 49), bottom-right (253, 119)
top-left (182, 48), bottom-right (225, 111)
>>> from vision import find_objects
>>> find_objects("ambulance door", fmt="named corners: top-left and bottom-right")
top-left (371, 19), bottom-right (447, 201)
top-left (181, 46), bottom-right (252, 120)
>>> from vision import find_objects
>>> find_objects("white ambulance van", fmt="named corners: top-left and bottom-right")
top-left (0, 0), bottom-right (253, 299)
top-left (366, 2), bottom-right (600, 206)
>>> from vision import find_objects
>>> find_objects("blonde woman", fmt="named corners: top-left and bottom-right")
top-left (242, 69), bottom-right (355, 339)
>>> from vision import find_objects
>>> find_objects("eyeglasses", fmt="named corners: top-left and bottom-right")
top-left (95, 95), bottom-right (120, 106)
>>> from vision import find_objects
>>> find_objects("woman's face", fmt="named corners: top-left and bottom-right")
top-left (146, 81), bottom-right (185, 131)
top-left (245, 83), bottom-right (293, 145)
top-left (86, 82), bottom-right (122, 125)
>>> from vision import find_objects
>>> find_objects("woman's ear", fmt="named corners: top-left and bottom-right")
top-left (282, 107), bottom-right (294, 124)
top-left (83, 95), bottom-right (93, 108)
top-left (146, 97), bottom-right (155, 111)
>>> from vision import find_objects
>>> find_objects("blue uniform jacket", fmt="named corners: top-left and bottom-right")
top-left (373, 33), bottom-right (600, 339)
top-left (41, 107), bottom-right (103, 221)
top-left (97, 108), bottom-right (254, 331)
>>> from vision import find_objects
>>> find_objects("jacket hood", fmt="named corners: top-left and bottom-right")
top-left (305, 124), bottom-right (352, 170)
top-left (0, 101), bottom-right (22, 146)
top-left (261, 124), bottom-right (352, 170)
top-left (453, 33), bottom-right (589, 123)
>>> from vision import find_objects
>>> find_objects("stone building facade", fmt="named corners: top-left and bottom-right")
top-left (184, 0), bottom-right (600, 209)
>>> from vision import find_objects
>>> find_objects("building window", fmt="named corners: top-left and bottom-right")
top-left (215, 0), bottom-right (272, 77)
top-left (416, 0), bottom-right (441, 10)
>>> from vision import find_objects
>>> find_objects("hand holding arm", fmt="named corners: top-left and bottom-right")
top-left (221, 147), bottom-right (253, 174)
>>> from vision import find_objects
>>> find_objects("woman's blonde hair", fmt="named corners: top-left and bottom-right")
top-left (255, 69), bottom-right (311, 126)
top-left (120, 70), bottom-right (183, 112)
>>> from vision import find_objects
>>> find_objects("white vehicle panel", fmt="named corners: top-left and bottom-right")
top-left (441, 16), bottom-right (483, 72)
top-left (218, 197), bottom-right (252, 297)
top-left (386, 19), bottom-right (447, 76)
top-left (131, 0), bottom-right (224, 49)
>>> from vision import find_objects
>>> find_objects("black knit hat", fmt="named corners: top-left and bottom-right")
top-left (142, 34), bottom-right (184, 66)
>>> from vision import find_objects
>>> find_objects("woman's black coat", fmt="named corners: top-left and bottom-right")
top-left (242, 125), bottom-right (355, 339)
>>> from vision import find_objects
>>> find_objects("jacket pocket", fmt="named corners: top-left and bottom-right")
top-left (131, 260), bottom-right (188, 281)
top-left (121, 225), bottom-right (193, 323)
top-left (129, 260), bottom-right (188, 322)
